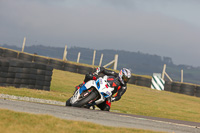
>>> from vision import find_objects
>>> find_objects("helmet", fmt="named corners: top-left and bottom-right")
top-left (118, 68), bottom-right (131, 84)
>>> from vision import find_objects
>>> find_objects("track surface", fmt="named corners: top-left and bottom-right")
top-left (0, 99), bottom-right (199, 133)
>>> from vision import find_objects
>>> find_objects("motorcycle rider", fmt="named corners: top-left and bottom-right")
top-left (75, 67), bottom-right (132, 111)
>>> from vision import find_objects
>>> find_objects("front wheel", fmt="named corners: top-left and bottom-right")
top-left (72, 90), bottom-right (98, 107)
top-left (66, 97), bottom-right (72, 106)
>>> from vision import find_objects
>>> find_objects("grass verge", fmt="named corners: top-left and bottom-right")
top-left (0, 109), bottom-right (161, 133)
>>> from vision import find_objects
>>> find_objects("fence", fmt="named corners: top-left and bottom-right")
top-left (21, 38), bottom-right (119, 70)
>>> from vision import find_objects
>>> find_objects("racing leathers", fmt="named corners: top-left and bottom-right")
top-left (79, 67), bottom-right (127, 111)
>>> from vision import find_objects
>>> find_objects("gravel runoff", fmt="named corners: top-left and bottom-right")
top-left (0, 94), bottom-right (65, 106)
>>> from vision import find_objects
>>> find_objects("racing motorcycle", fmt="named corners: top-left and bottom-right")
top-left (66, 75), bottom-right (114, 109)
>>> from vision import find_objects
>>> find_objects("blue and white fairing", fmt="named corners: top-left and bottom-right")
top-left (70, 76), bottom-right (114, 105)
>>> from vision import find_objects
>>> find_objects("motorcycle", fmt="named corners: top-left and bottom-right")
top-left (66, 75), bottom-right (114, 109)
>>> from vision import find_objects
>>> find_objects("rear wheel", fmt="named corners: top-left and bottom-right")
top-left (72, 90), bottom-right (98, 107)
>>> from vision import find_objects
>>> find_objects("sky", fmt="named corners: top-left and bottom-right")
top-left (1, 0), bottom-right (200, 66)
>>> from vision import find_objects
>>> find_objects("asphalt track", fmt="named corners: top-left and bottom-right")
top-left (0, 99), bottom-right (199, 133)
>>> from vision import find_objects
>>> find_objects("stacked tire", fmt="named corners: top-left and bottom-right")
top-left (180, 83), bottom-right (195, 96)
top-left (196, 86), bottom-right (200, 97)
top-left (33, 55), bottom-right (49, 64)
top-left (0, 47), bottom-right (4, 57)
top-left (18, 52), bottom-right (34, 62)
top-left (49, 59), bottom-right (64, 70)
top-left (64, 62), bottom-right (78, 73)
top-left (171, 82), bottom-right (181, 93)
top-left (135, 76), bottom-right (152, 88)
top-left (128, 75), bottom-right (137, 84)
top-left (164, 81), bottom-right (172, 91)
top-left (3, 49), bottom-right (18, 59)
top-left (0, 58), bottom-right (53, 91)
top-left (0, 58), bottom-right (9, 87)
top-left (77, 65), bottom-right (94, 74)
top-left (0, 47), bottom-right (19, 59)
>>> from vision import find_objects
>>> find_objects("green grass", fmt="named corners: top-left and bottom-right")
top-left (0, 109), bottom-right (161, 133)
top-left (0, 69), bottom-right (200, 123)
top-left (113, 85), bottom-right (200, 122)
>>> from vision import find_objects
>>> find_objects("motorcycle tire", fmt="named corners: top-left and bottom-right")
top-left (18, 52), bottom-right (34, 62)
top-left (71, 90), bottom-right (98, 107)
top-left (66, 97), bottom-right (72, 106)
top-left (0, 48), bottom-right (4, 57)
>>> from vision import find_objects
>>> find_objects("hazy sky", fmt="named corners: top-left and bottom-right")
top-left (1, 0), bottom-right (200, 66)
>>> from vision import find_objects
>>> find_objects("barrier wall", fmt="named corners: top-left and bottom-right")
top-left (0, 46), bottom-right (199, 97)
top-left (0, 56), bottom-right (53, 91)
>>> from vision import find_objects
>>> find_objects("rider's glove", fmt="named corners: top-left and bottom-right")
top-left (92, 74), bottom-right (98, 80)
top-left (111, 97), bottom-right (116, 102)
top-left (93, 67), bottom-right (100, 75)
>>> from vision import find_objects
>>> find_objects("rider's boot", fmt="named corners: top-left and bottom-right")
top-left (92, 105), bottom-right (95, 110)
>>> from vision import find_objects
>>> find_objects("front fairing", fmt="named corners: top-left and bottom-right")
top-left (70, 80), bottom-right (97, 104)
top-left (96, 77), bottom-right (114, 98)
top-left (70, 76), bottom-right (114, 105)
top-left (94, 76), bottom-right (114, 105)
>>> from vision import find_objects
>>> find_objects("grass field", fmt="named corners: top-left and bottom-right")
top-left (0, 69), bottom-right (200, 132)
top-left (0, 109), bottom-right (162, 133)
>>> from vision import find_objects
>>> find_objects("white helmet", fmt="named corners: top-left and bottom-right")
top-left (118, 68), bottom-right (131, 84)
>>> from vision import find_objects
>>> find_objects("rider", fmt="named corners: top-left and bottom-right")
top-left (75, 67), bottom-right (132, 111)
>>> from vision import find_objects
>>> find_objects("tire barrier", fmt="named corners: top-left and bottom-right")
top-left (77, 65), bottom-right (94, 75)
top-left (196, 86), bottom-right (200, 97)
top-left (3, 49), bottom-right (18, 58)
top-left (0, 58), bottom-right (53, 91)
top-left (0, 48), bottom-right (4, 57)
top-left (171, 82), bottom-right (181, 93)
top-left (33, 55), bottom-right (49, 64)
top-left (49, 59), bottom-right (64, 70)
top-left (128, 76), bottom-right (137, 84)
top-left (135, 76), bottom-right (152, 88)
top-left (18, 52), bottom-right (34, 62)
top-left (180, 84), bottom-right (195, 96)
top-left (1, 47), bottom-right (200, 98)
top-left (164, 81), bottom-right (172, 91)
top-left (64, 62), bottom-right (78, 73)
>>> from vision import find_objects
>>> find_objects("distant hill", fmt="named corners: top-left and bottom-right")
top-left (1, 44), bottom-right (200, 84)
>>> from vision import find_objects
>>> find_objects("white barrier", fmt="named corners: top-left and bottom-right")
top-left (151, 73), bottom-right (165, 91)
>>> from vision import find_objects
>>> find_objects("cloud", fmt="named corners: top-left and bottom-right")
top-left (1, 0), bottom-right (200, 66)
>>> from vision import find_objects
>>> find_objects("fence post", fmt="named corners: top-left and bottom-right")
top-left (99, 54), bottom-right (103, 67)
top-left (103, 54), bottom-right (118, 70)
top-left (165, 72), bottom-right (173, 82)
top-left (63, 45), bottom-right (67, 61)
top-left (77, 52), bottom-right (81, 63)
top-left (92, 50), bottom-right (96, 66)
top-left (162, 64), bottom-right (166, 80)
top-left (181, 69), bottom-right (183, 82)
top-left (113, 54), bottom-right (118, 70)
top-left (103, 60), bottom-right (115, 68)
top-left (21, 37), bottom-right (26, 52)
